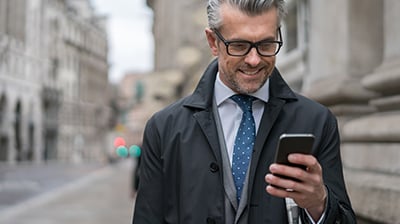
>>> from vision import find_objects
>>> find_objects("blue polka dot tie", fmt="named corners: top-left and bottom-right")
top-left (230, 94), bottom-right (256, 202)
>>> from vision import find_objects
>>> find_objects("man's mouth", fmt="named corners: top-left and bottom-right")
top-left (239, 68), bottom-right (262, 76)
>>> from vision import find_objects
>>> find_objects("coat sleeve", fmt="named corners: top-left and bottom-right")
top-left (300, 113), bottom-right (356, 223)
top-left (132, 115), bottom-right (164, 224)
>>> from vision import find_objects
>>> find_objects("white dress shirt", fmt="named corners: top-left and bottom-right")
top-left (213, 73), bottom-right (270, 165)
top-left (213, 72), bottom-right (325, 224)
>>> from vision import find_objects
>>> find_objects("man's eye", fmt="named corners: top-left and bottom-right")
top-left (259, 43), bottom-right (275, 51)
top-left (230, 43), bottom-right (249, 50)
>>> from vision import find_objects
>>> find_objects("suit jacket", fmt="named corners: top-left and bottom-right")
top-left (132, 59), bottom-right (356, 224)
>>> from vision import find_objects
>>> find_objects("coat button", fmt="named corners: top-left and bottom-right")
top-left (206, 217), bottom-right (216, 224)
top-left (209, 162), bottom-right (219, 172)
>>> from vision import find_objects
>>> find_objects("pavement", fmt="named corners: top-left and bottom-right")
top-left (0, 159), bottom-right (136, 224)
top-left (0, 159), bottom-right (372, 223)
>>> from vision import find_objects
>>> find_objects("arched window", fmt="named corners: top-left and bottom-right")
top-left (14, 100), bottom-right (22, 161)
top-left (0, 93), bottom-right (8, 161)
top-left (0, 0), bottom-right (26, 43)
top-left (285, 2), bottom-right (298, 52)
top-left (277, 0), bottom-right (310, 92)
top-left (282, 0), bottom-right (309, 54)
top-left (0, 94), bottom-right (6, 126)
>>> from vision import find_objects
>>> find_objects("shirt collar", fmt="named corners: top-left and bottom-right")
top-left (214, 72), bottom-right (270, 106)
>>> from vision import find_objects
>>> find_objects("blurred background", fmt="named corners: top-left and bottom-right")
top-left (0, 0), bottom-right (399, 223)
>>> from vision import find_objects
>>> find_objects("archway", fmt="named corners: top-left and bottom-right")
top-left (0, 94), bottom-right (8, 161)
top-left (14, 100), bottom-right (22, 161)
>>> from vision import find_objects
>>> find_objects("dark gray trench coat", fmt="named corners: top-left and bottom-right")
top-left (132, 59), bottom-right (355, 224)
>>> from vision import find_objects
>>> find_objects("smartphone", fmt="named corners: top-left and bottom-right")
top-left (272, 133), bottom-right (315, 181)
top-left (274, 133), bottom-right (315, 167)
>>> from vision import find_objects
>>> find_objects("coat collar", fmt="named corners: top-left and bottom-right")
top-left (183, 58), bottom-right (298, 110)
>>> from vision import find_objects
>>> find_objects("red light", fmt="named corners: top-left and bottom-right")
top-left (113, 137), bottom-right (126, 148)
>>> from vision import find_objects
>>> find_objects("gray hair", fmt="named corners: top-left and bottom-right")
top-left (207, 0), bottom-right (286, 29)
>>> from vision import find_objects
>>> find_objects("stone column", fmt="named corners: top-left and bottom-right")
top-left (151, 0), bottom-right (182, 71)
top-left (341, 0), bottom-right (400, 223)
top-left (33, 98), bottom-right (43, 163)
top-left (304, 0), bottom-right (382, 129)
top-left (362, 0), bottom-right (400, 97)
top-left (6, 104), bottom-right (16, 164)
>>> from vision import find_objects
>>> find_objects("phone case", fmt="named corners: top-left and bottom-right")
top-left (274, 133), bottom-right (315, 169)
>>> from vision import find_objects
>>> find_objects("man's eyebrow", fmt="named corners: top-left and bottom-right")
top-left (258, 37), bottom-right (278, 42)
top-left (228, 36), bottom-right (277, 43)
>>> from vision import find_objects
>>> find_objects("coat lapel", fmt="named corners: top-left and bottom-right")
top-left (247, 97), bottom-right (285, 193)
top-left (193, 110), bottom-right (223, 163)
top-left (184, 59), bottom-right (223, 163)
top-left (247, 68), bottom-right (297, 202)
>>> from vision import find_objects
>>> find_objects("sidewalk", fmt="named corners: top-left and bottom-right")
top-left (0, 160), bottom-right (135, 224)
top-left (0, 161), bottom-right (106, 211)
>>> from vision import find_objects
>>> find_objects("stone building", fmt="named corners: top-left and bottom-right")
top-left (0, 0), bottom-right (48, 162)
top-left (0, 0), bottom-right (111, 163)
top-left (145, 0), bottom-right (400, 223)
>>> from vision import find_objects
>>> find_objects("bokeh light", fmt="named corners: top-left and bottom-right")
top-left (116, 145), bottom-right (128, 157)
top-left (129, 145), bottom-right (141, 157)
top-left (113, 137), bottom-right (126, 148)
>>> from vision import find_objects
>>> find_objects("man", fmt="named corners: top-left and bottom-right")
top-left (132, 0), bottom-right (355, 223)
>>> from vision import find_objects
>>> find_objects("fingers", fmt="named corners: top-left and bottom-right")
top-left (265, 154), bottom-right (322, 190)
top-left (288, 153), bottom-right (320, 173)
top-left (265, 181), bottom-right (302, 199)
top-left (265, 165), bottom-right (311, 193)
top-left (265, 154), bottom-right (327, 210)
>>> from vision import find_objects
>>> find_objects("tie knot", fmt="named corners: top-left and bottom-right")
top-left (230, 94), bottom-right (256, 112)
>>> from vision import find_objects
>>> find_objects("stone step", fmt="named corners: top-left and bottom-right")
top-left (344, 169), bottom-right (400, 224)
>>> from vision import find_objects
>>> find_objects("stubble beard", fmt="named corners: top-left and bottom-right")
top-left (228, 70), bottom-right (271, 95)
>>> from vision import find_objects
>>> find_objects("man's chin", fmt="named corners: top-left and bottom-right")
top-left (235, 85), bottom-right (261, 95)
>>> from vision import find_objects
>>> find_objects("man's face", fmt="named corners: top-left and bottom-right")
top-left (206, 4), bottom-right (280, 94)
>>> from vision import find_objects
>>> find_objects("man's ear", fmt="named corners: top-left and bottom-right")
top-left (205, 28), bottom-right (219, 56)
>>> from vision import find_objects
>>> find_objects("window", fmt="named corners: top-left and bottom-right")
top-left (282, 0), bottom-right (309, 54)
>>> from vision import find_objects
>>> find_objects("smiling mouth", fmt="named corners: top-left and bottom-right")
top-left (239, 68), bottom-right (262, 76)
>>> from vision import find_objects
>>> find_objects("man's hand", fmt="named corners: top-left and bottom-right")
top-left (265, 153), bottom-right (327, 221)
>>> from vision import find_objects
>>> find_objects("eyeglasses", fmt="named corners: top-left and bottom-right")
top-left (212, 28), bottom-right (283, 57)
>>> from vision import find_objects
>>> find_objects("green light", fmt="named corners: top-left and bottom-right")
top-left (116, 146), bottom-right (128, 158)
top-left (129, 145), bottom-right (141, 157)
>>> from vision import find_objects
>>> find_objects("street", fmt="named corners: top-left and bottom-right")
top-left (0, 160), bottom-right (135, 224)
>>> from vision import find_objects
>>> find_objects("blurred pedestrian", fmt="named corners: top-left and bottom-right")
top-left (130, 154), bottom-right (140, 199)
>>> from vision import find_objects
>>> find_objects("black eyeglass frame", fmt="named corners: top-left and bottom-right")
top-left (212, 27), bottom-right (283, 57)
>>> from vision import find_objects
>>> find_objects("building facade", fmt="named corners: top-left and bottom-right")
top-left (0, 0), bottom-right (47, 162)
top-left (0, 0), bottom-right (111, 163)
top-left (146, 0), bottom-right (400, 223)
top-left (280, 1), bottom-right (400, 223)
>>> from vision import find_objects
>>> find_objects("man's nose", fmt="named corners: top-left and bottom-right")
top-left (244, 47), bottom-right (262, 65)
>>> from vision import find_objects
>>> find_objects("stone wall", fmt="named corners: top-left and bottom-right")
top-left (339, 1), bottom-right (400, 222)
